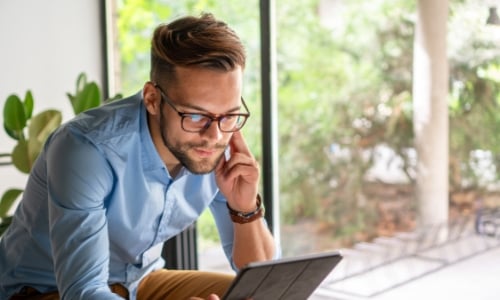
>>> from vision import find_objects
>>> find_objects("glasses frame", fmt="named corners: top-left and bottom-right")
top-left (153, 82), bottom-right (250, 133)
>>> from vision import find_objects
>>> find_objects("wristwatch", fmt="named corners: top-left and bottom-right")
top-left (227, 194), bottom-right (264, 224)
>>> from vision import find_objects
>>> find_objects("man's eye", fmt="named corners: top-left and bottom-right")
top-left (188, 114), bottom-right (206, 122)
top-left (221, 115), bottom-right (234, 123)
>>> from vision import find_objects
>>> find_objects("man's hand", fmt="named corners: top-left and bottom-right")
top-left (215, 131), bottom-right (259, 212)
top-left (215, 131), bottom-right (276, 269)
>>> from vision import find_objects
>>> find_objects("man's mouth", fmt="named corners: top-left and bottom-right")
top-left (193, 147), bottom-right (217, 158)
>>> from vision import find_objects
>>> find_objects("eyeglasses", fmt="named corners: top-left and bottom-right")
top-left (153, 83), bottom-right (250, 133)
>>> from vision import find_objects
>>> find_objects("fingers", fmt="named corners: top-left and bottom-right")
top-left (218, 152), bottom-right (258, 182)
top-left (216, 131), bottom-right (257, 180)
top-left (229, 131), bottom-right (252, 157)
top-left (223, 151), bottom-right (256, 171)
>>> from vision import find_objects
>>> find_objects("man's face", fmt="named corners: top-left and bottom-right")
top-left (157, 66), bottom-right (243, 174)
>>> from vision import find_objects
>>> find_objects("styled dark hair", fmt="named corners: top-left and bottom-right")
top-left (150, 13), bottom-right (246, 87)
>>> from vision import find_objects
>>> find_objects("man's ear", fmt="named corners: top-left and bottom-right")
top-left (143, 81), bottom-right (161, 116)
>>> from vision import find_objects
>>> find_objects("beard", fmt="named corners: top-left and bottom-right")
top-left (159, 110), bottom-right (226, 174)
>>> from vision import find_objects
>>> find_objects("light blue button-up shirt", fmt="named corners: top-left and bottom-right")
top-left (0, 92), bottom-right (246, 299)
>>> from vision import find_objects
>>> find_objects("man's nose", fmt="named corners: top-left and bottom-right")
top-left (201, 120), bottom-right (224, 140)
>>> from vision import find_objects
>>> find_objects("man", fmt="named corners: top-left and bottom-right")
top-left (0, 13), bottom-right (277, 300)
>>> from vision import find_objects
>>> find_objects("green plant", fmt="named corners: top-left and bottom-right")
top-left (67, 73), bottom-right (102, 115)
top-left (0, 73), bottom-right (109, 236)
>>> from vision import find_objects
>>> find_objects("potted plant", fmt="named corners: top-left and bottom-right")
top-left (0, 73), bottom-right (116, 236)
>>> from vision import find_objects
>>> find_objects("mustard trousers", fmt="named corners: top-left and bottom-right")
top-left (10, 269), bottom-right (235, 300)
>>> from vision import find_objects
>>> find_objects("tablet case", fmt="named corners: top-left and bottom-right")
top-left (222, 251), bottom-right (342, 300)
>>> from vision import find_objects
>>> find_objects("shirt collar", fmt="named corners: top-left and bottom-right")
top-left (139, 93), bottom-right (166, 172)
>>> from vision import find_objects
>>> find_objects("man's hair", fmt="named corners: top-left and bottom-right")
top-left (150, 13), bottom-right (246, 86)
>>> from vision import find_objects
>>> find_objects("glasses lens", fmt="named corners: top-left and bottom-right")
top-left (219, 115), bottom-right (247, 132)
top-left (182, 114), bottom-right (211, 132)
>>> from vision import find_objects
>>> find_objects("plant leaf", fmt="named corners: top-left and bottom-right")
top-left (23, 90), bottom-right (34, 120)
top-left (68, 73), bottom-right (87, 113)
top-left (11, 140), bottom-right (30, 173)
top-left (27, 137), bottom-right (43, 167)
top-left (11, 139), bottom-right (42, 173)
top-left (72, 82), bottom-right (101, 114)
top-left (3, 122), bottom-right (23, 140)
top-left (28, 110), bottom-right (62, 144)
top-left (66, 92), bottom-right (75, 104)
top-left (0, 216), bottom-right (13, 237)
top-left (104, 93), bottom-right (123, 103)
top-left (76, 72), bottom-right (87, 92)
top-left (0, 189), bottom-right (22, 217)
top-left (3, 94), bottom-right (27, 131)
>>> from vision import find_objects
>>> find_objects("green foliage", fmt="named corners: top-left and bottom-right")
top-left (0, 189), bottom-right (22, 218)
top-left (1, 94), bottom-right (63, 233)
top-left (3, 92), bottom-right (32, 140)
top-left (3, 92), bottom-right (62, 174)
top-left (67, 73), bottom-right (102, 115)
top-left (0, 189), bottom-right (21, 234)
top-left (275, 0), bottom-right (498, 243)
top-left (116, 0), bottom-right (175, 95)
top-left (275, 0), bottom-right (417, 237)
top-left (447, 2), bottom-right (500, 187)
top-left (0, 73), bottom-right (108, 236)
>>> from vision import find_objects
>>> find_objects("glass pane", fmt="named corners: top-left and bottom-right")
top-left (276, 0), bottom-right (500, 298)
top-left (275, 0), bottom-right (423, 256)
top-left (276, 0), bottom-right (500, 254)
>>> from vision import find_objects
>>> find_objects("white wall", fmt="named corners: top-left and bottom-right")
top-left (0, 0), bottom-right (104, 196)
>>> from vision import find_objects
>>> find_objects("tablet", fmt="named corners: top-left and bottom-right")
top-left (222, 251), bottom-right (343, 300)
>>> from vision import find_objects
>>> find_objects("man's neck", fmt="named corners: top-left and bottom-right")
top-left (166, 163), bottom-right (182, 178)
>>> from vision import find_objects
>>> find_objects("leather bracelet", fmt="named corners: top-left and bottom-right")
top-left (227, 194), bottom-right (264, 224)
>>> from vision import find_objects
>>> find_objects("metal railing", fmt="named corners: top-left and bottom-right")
top-left (162, 223), bottom-right (198, 270)
top-left (317, 211), bottom-right (500, 299)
